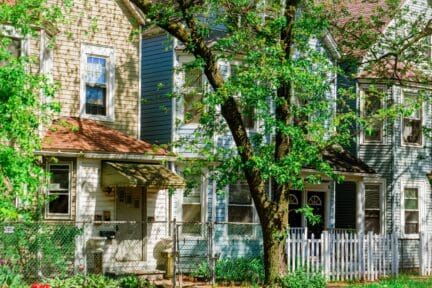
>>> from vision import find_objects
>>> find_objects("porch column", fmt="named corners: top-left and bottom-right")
top-left (327, 180), bottom-right (336, 229)
top-left (356, 180), bottom-right (365, 234)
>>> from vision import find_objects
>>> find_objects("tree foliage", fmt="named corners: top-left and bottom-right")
top-left (130, 0), bottom-right (432, 284)
top-left (0, 0), bottom-right (70, 221)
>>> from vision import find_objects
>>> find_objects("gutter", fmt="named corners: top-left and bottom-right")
top-left (302, 168), bottom-right (376, 178)
top-left (121, 0), bottom-right (146, 25)
top-left (35, 150), bottom-right (178, 163)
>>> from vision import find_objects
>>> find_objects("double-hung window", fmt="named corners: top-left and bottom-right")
top-left (223, 62), bottom-right (255, 130)
top-left (364, 183), bottom-right (382, 234)
top-left (402, 93), bottom-right (422, 146)
top-left (361, 88), bottom-right (384, 144)
top-left (403, 187), bottom-right (419, 234)
top-left (81, 44), bottom-right (115, 120)
top-left (46, 163), bottom-right (71, 218)
top-left (228, 181), bottom-right (255, 236)
top-left (182, 65), bottom-right (205, 125)
top-left (182, 175), bottom-right (203, 236)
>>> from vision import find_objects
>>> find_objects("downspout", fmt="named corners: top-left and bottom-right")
top-left (391, 84), bottom-right (396, 234)
top-left (137, 25), bottom-right (143, 139)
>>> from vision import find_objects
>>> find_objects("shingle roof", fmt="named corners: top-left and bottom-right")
top-left (323, 145), bottom-right (375, 174)
top-left (42, 117), bottom-right (168, 155)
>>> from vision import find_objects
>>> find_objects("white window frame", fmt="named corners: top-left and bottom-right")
top-left (80, 44), bottom-right (115, 121)
top-left (363, 178), bottom-right (386, 234)
top-left (359, 86), bottom-right (386, 145)
top-left (226, 181), bottom-right (258, 239)
top-left (401, 89), bottom-right (424, 147)
top-left (179, 171), bottom-right (207, 239)
top-left (0, 25), bottom-right (29, 59)
top-left (223, 60), bottom-right (258, 131)
top-left (401, 179), bottom-right (426, 238)
top-left (45, 162), bottom-right (72, 220)
top-left (177, 55), bottom-right (207, 128)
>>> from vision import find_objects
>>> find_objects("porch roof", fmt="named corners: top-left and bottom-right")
top-left (322, 146), bottom-right (375, 174)
top-left (42, 117), bottom-right (168, 156)
top-left (102, 161), bottom-right (185, 188)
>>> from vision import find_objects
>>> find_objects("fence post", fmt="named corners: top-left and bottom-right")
top-left (208, 222), bottom-right (215, 286)
top-left (322, 231), bottom-right (330, 280)
top-left (420, 232), bottom-right (425, 276)
top-left (359, 232), bottom-right (365, 281)
top-left (391, 232), bottom-right (399, 276)
top-left (172, 218), bottom-right (177, 288)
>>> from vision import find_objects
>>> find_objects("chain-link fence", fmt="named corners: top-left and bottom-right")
top-left (173, 221), bottom-right (264, 285)
top-left (0, 222), bottom-right (81, 281)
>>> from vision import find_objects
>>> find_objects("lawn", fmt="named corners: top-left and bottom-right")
top-left (347, 276), bottom-right (432, 288)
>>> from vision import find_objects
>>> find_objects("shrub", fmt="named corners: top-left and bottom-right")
top-left (279, 269), bottom-right (326, 288)
top-left (48, 274), bottom-right (155, 288)
top-left (48, 274), bottom-right (118, 288)
top-left (0, 265), bottom-right (26, 288)
top-left (191, 256), bottom-right (264, 284)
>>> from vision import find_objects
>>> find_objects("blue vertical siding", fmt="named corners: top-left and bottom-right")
top-left (141, 34), bottom-right (174, 144)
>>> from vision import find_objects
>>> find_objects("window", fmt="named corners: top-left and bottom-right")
top-left (182, 67), bottom-right (204, 124)
top-left (361, 88), bottom-right (384, 143)
top-left (3, 37), bottom-right (20, 58)
top-left (0, 36), bottom-right (21, 66)
top-left (182, 175), bottom-right (203, 236)
top-left (228, 63), bottom-right (255, 130)
top-left (403, 187), bottom-right (419, 234)
top-left (46, 163), bottom-right (71, 218)
top-left (365, 184), bottom-right (381, 234)
top-left (402, 93), bottom-right (422, 146)
top-left (228, 181), bottom-right (255, 236)
top-left (81, 44), bottom-right (115, 120)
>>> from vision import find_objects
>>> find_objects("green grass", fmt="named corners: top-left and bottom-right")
top-left (347, 275), bottom-right (432, 287)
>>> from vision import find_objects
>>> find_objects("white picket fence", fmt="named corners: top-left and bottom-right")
top-left (286, 230), bottom-right (399, 281)
top-left (420, 232), bottom-right (432, 275)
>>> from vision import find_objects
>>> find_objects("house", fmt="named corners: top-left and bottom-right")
top-left (138, 15), bottom-right (380, 271)
top-left (17, 0), bottom-right (186, 275)
top-left (341, 0), bottom-right (432, 268)
top-left (5, 0), bottom-right (430, 278)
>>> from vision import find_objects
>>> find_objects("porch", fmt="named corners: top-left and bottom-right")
top-left (288, 177), bottom-right (384, 237)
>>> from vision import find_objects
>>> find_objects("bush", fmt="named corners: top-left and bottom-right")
top-left (48, 274), bottom-right (118, 288)
top-left (48, 274), bottom-right (155, 288)
top-left (191, 256), bottom-right (264, 284)
top-left (279, 269), bottom-right (326, 288)
top-left (0, 265), bottom-right (26, 288)
top-left (118, 275), bottom-right (155, 288)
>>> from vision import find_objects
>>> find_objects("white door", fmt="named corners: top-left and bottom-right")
top-left (115, 187), bottom-right (146, 261)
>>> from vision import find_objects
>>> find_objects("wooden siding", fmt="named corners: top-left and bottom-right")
top-left (141, 34), bottom-right (174, 144)
top-left (146, 186), bottom-right (169, 269)
top-left (358, 83), bottom-right (432, 237)
top-left (47, 0), bottom-right (140, 137)
top-left (76, 159), bottom-right (115, 222)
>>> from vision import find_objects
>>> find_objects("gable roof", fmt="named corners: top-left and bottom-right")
top-left (323, 145), bottom-right (375, 174)
top-left (42, 117), bottom-right (167, 156)
top-left (326, 0), bottom-right (392, 58)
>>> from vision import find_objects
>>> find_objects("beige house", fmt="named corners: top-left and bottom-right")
top-left (20, 0), bottom-right (184, 275)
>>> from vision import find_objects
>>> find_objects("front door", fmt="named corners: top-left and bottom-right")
top-left (288, 190), bottom-right (302, 228)
top-left (306, 191), bottom-right (325, 238)
top-left (115, 187), bottom-right (145, 261)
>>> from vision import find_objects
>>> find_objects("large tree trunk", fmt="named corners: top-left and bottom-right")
top-left (262, 214), bottom-right (288, 285)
